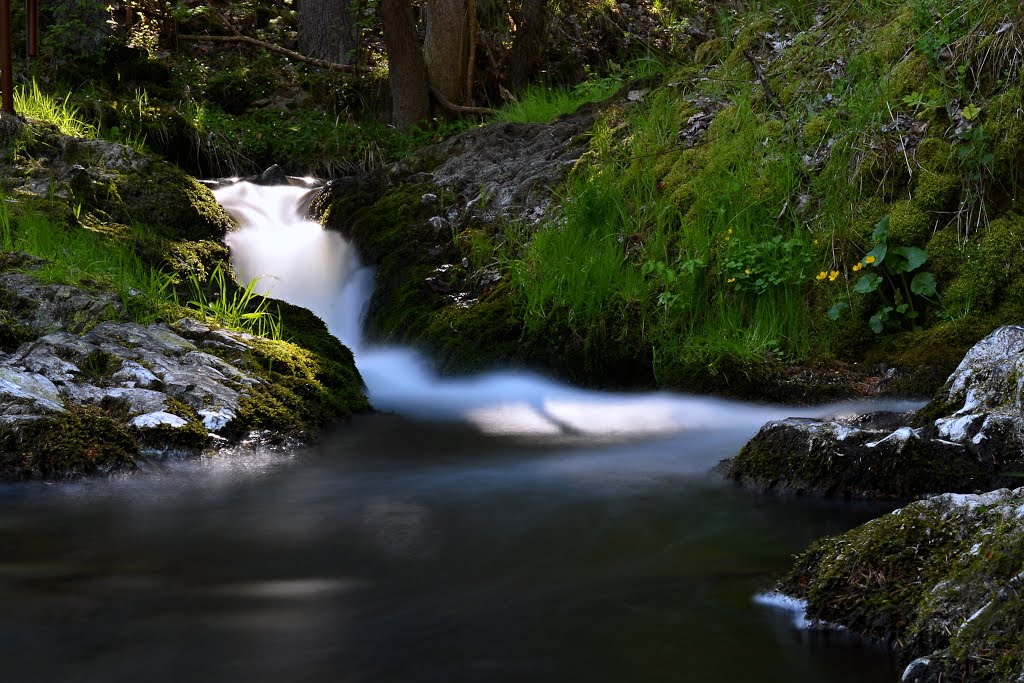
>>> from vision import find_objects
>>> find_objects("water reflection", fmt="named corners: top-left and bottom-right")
top-left (0, 415), bottom-right (896, 683)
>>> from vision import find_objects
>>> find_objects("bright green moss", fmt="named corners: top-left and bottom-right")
top-left (916, 138), bottom-right (955, 173)
top-left (883, 53), bottom-right (932, 101)
top-left (803, 113), bottom-right (834, 146)
top-left (0, 405), bottom-right (138, 480)
top-left (913, 171), bottom-right (961, 214)
top-left (925, 227), bottom-right (967, 280)
top-left (887, 199), bottom-right (933, 245)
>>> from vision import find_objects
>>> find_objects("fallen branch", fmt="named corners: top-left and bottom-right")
top-left (742, 49), bottom-right (781, 111)
top-left (430, 86), bottom-right (497, 116)
top-left (178, 34), bottom-right (375, 74)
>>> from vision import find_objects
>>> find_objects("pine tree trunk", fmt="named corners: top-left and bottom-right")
top-left (379, 0), bottom-right (430, 129)
top-left (505, 0), bottom-right (548, 94)
top-left (298, 0), bottom-right (358, 64)
top-left (423, 0), bottom-right (469, 111)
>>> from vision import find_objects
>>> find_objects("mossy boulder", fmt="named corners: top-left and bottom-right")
top-left (780, 488), bottom-right (1024, 682)
top-left (728, 326), bottom-right (1024, 500)
top-left (887, 200), bottom-right (933, 245)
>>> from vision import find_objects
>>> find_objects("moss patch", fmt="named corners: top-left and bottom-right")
top-left (0, 405), bottom-right (138, 480)
top-left (781, 491), bottom-right (1024, 680)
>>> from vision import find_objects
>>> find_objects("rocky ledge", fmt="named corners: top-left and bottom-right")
top-left (725, 326), bottom-right (1024, 500)
top-left (778, 487), bottom-right (1024, 682)
top-left (0, 266), bottom-right (367, 481)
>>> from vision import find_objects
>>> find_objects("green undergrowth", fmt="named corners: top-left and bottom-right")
top-left (483, 0), bottom-right (1024, 392)
top-left (0, 194), bottom-right (169, 322)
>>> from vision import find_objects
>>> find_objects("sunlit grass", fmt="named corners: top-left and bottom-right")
top-left (15, 79), bottom-right (96, 138)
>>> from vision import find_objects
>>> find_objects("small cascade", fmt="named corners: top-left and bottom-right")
top-left (213, 181), bottom-right (892, 439)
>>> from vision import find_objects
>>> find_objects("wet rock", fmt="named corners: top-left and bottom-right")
top-left (778, 487), bottom-right (1024, 682)
top-left (728, 326), bottom-right (1024, 499)
top-left (252, 164), bottom-right (290, 186)
top-left (0, 367), bottom-right (64, 417)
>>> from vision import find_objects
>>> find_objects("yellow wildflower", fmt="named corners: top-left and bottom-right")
top-left (829, 270), bottom-right (839, 281)
top-left (864, 255), bottom-right (877, 264)
top-left (725, 236), bottom-right (731, 241)
top-left (727, 277), bottom-right (736, 283)
top-left (744, 268), bottom-right (752, 275)
top-left (816, 271), bottom-right (828, 280)
top-left (852, 262), bottom-right (863, 272)
top-left (728, 228), bottom-right (733, 235)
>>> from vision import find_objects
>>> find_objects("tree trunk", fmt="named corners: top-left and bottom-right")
top-left (505, 0), bottom-right (548, 94)
top-left (423, 0), bottom-right (469, 111)
top-left (298, 0), bottom-right (358, 64)
top-left (379, 0), bottom-right (430, 129)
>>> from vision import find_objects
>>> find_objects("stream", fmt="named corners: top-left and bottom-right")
top-left (0, 182), bottom-right (902, 682)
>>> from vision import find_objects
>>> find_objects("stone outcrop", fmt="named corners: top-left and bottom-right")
top-left (0, 269), bottom-right (367, 481)
top-left (725, 326), bottom-right (1024, 499)
top-left (778, 488), bottom-right (1024, 682)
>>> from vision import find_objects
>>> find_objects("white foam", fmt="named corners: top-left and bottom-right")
top-left (214, 181), bottom-right (915, 440)
top-left (753, 591), bottom-right (812, 629)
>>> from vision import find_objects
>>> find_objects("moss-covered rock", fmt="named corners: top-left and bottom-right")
top-left (913, 171), bottom-right (961, 214)
top-left (887, 199), bottom-right (933, 245)
top-left (0, 405), bottom-right (138, 480)
top-left (780, 488), bottom-right (1024, 682)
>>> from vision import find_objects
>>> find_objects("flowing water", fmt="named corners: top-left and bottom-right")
top-left (0, 182), bottom-right (904, 682)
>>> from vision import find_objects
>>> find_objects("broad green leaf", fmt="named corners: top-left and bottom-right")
top-left (962, 103), bottom-right (982, 121)
top-left (854, 272), bottom-right (882, 294)
top-left (866, 242), bottom-right (887, 266)
top-left (869, 314), bottom-right (885, 333)
top-left (911, 271), bottom-right (938, 296)
top-left (872, 216), bottom-right (890, 243)
top-left (891, 246), bottom-right (928, 272)
top-left (828, 301), bottom-right (850, 320)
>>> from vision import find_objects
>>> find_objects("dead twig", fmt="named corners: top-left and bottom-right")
top-left (742, 49), bottom-right (781, 111)
top-left (178, 34), bottom-right (375, 74)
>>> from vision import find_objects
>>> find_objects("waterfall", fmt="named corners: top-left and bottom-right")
top-left (213, 181), bottom-right (903, 439)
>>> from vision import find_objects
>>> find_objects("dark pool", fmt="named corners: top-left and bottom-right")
top-left (0, 414), bottom-right (898, 683)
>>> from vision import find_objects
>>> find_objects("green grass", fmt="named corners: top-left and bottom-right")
top-left (4, 205), bottom-right (168, 321)
top-left (183, 263), bottom-right (283, 340)
top-left (496, 57), bottom-right (664, 124)
top-left (14, 79), bottom-right (96, 138)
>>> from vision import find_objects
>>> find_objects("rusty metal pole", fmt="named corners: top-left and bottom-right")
top-left (0, 0), bottom-right (12, 115)
top-left (26, 0), bottom-right (37, 57)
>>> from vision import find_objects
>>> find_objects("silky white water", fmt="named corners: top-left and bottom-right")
top-left (214, 181), bottom-right (910, 439)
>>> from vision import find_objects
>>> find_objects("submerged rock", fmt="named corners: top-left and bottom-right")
top-left (778, 488), bottom-right (1024, 682)
top-left (726, 326), bottom-right (1024, 499)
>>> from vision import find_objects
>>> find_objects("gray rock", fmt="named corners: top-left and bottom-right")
top-left (425, 114), bottom-right (594, 224)
top-left (129, 411), bottom-right (189, 429)
top-left (0, 367), bottom-right (64, 414)
top-left (728, 326), bottom-right (1024, 499)
top-left (780, 487), bottom-right (1024, 682)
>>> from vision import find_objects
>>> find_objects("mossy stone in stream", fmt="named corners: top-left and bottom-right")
top-left (230, 310), bottom-right (369, 436)
top-left (728, 418), bottom-right (990, 500)
top-left (780, 490), bottom-right (1024, 681)
top-left (0, 405), bottom-right (138, 480)
top-left (102, 162), bottom-right (234, 242)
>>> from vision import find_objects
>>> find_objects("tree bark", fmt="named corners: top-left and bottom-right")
top-left (505, 0), bottom-right (548, 94)
top-left (298, 0), bottom-right (358, 64)
top-left (423, 0), bottom-right (469, 113)
top-left (379, 0), bottom-right (430, 129)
